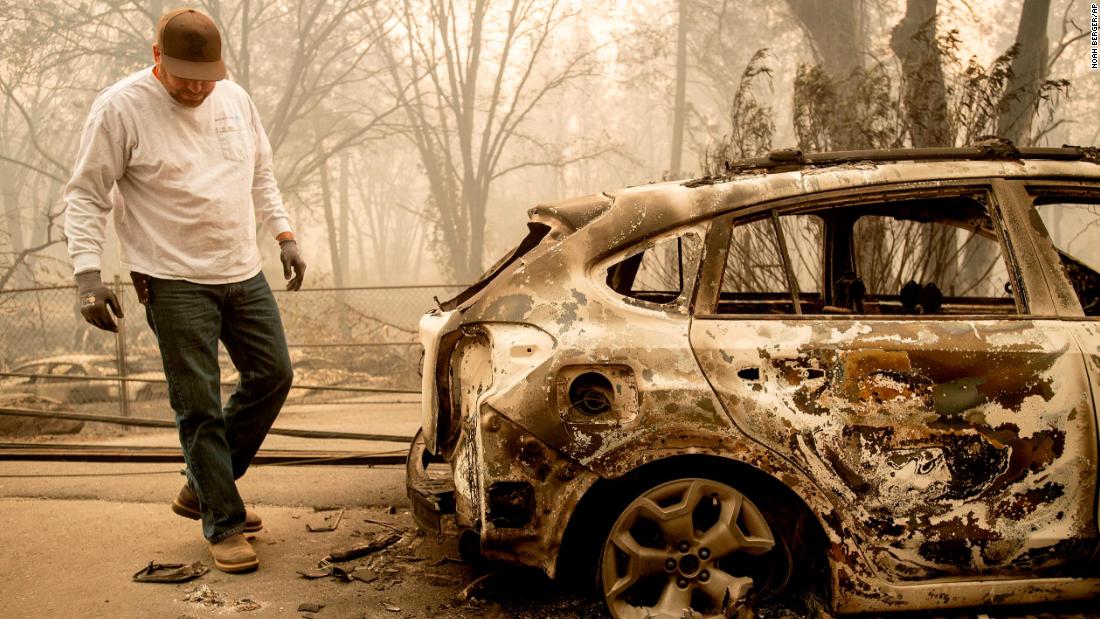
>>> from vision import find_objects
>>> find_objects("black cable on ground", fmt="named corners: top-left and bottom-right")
top-left (0, 450), bottom-right (408, 478)
top-left (0, 463), bottom-right (406, 478)
top-left (0, 406), bottom-right (413, 443)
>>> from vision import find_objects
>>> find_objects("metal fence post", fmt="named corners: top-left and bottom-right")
top-left (114, 274), bottom-right (131, 419)
top-left (34, 287), bottom-right (48, 351)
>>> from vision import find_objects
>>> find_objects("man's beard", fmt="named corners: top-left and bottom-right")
top-left (155, 69), bottom-right (211, 107)
top-left (166, 86), bottom-right (209, 107)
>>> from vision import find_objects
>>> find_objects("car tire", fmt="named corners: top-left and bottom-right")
top-left (598, 477), bottom-right (780, 619)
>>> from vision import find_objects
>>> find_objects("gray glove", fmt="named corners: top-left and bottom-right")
top-left (279, 240), bottom-right (306, 291)
top-left (75, 270), bottom-right (123, 332)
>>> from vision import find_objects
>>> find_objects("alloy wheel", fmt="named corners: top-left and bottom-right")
top-left (600, 478), bottom-right (775, 619)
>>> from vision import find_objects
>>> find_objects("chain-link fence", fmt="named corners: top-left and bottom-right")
top-left (0, 281), bottom-right (464, 436)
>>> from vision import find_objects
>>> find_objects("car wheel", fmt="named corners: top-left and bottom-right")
top-left (599, 477), bottom-right (776, 619)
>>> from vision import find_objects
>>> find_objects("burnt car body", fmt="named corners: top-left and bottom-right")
top-left (408, 146), bottom-right (1100, 616)
top-left (0, 354), bottom-right (122, 404)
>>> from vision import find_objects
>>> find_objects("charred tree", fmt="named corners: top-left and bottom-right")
top-left (890, 0), bottom-right (955, 283)
top-left (785, 0), bottom-right (867, 149)
top-left (669, 0), bottom-right (689, 178)
top-left (890, 0), bottom-right (950, 147)
top-left (785, 0), bottom-right (864, 78)
top-left (998, 0), bottom-right (1051, 145)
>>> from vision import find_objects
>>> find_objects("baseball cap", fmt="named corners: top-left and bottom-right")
top-left (156, 8), bottom-right (226, 81)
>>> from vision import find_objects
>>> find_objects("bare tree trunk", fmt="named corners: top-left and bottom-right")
top-left (465, 184), bottom-right (486, 281)
top-left (786, 0), bottom-right (868, 149)
top-left (1, 172), bottom-right (23, 252)
top-left (319, 157), bottom-right (342, 288)
top-left (890, 0), bottom-right (951, 147)
top-left (891, 0), bottom-right (955, 279)
top-left (338, 152), bottom-right (350, 286)
top-left (238, 0), bottom-right (251, 92)
top-left (1, 102), bottom-right (28, 282)
top-left (669, 0), bottom-right (689, 177)
top-left (998, 0), bottom-right (1050, 145)
top-left (28, 179), bottom-right (60, 249)
top-left (786, 0), bottom-right (865, 78)
top-left (353, 212), bottom-right (368, 284)
top-left (409, 224), bottom-right (425, 283)
top-left (2, 188), bottom-right (25, 282)
top-left (319, 155), bottom-right (351, 339)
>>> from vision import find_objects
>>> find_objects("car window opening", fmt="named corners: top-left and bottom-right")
top-left (605, 232), bottom-right (701, 306)
top-left (1032, 194), bottom-right (1100, 316)
top-left (716, 195), bottom-right (1017, 316)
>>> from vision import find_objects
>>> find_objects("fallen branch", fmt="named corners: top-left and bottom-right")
top-left (325, 533), bottom-right (402, 562)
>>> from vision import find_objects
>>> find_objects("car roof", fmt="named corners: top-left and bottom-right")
top-left (556, 146), bottom-right (1100, 255)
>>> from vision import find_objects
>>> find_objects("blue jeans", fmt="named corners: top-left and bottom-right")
top-left (144, 272), bottom-right (292, 542)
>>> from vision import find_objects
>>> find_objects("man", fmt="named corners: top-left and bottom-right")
top-left (63, 8), bottom-right (306, 573)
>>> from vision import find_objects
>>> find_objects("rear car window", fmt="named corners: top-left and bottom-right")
top-left (604, 230), bottom-right (702, 308)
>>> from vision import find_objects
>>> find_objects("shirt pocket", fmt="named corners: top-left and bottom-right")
top-left (215, 116), bottom-right (247, 162)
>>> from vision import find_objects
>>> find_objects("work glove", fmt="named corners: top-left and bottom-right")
top-left (279, 239), bottom-right (306, 291)
top-left (75, 269), bottom-right (123, 332)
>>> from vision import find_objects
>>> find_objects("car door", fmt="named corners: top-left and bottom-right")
top-left (690, 183), bottom-right (1098, 582)
top-left (1019, 180), bottom-right (1100, 543)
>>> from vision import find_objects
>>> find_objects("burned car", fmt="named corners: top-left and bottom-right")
top-left (408, 146), bottom-right (1100, 616)
top-left (0, 354), bottom-right (123, 404)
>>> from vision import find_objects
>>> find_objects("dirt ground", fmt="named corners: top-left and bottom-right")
top-left (0, 399), bottom-right (1097, 619)
top-left (0, 497), bottom-right (602, 619)
top-left (1, 492), bottom-right (1096, 619)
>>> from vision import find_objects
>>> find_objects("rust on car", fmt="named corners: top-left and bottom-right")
top-left (408, 147), bottom-right (1100, 616)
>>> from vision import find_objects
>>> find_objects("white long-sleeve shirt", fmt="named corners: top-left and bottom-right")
top-left (64, 68), bottom-right (292, 284)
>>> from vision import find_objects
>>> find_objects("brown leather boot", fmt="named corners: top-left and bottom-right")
top-left (209, 533), bottom-right (259, 573)
top-left (171, 483), bottom-right (263, 532)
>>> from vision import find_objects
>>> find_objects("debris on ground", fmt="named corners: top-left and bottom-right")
top-left (381, 601), bottom-right (401, 612)
top-left (352, 569), bottom-right (379, 584)
top-left (431, 556), bottom-right (463, 566)
top-left (233, 598), bottom-right (262, 612)
top-left (297, 567), bottom-right (330, 580)
top-left (299, 559), bottom-right (384, 584)
top-left (361, 517), bottom-right (404, 532)
top-left (182, 584), bottom-right (226, 607)
top-left (422, 572), bottom-right (461, 586)
top-left (457, 573), bottom-right (497, 602)
top-left (325, 532), bottom-right (402, 562)
top-left (297, 602), bottom-right (324, 613)
top-left (132, 561), bottom-right (208, 583)
top-left (306, 508), bottom-right (344, 532)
